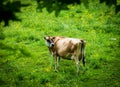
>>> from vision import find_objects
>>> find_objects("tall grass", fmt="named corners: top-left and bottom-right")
top-left (0, 0), bottom-right (120, 87)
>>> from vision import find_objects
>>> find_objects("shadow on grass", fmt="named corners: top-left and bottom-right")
top-left (0, 0), bottom-right (29, 26)
top-left (100, 0), bottom-right (120, 13)
top-left (0, 42), bottom-right (31, 58)
top-left (36, 0), bottom-right (120, 17)
top-left (36, 0), bottom-right (89, 16)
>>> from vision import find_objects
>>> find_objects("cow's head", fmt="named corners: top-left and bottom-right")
top-left (44, 36), bottom-right (55, 47)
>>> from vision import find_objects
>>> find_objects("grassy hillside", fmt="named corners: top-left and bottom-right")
top-left (0, 0), bottom-right (120, 87)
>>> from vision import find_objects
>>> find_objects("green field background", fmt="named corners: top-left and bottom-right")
top-left (0, 0), bottom-right (120, 87)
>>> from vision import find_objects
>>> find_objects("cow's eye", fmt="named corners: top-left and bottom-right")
top-left (47, 39), bottom-right (50, 42)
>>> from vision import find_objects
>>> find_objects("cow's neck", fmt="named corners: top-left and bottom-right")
top-left (53, 38), bottom-right (60, 45)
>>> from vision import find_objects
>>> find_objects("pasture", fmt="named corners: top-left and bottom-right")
top-left (0, 0), bottom-right (120, 87)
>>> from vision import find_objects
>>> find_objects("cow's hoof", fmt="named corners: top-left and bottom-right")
top-left (54, 70), bottom-right (58, 72)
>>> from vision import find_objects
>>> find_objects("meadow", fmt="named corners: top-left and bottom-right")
top-left (0, 0), bottom-right (120, 87)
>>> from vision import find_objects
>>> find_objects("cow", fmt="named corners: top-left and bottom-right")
top-left (44, 36), bottom-right (86, 73)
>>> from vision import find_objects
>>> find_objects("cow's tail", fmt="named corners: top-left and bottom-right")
top-left (79, 39), bottom-right (86, 67)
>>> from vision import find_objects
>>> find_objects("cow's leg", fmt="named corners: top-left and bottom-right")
top-left (76, 60), bottom-right (80, 74)
top-left (80, 52), bottom-right (85, 67)
top-left (53, 53), bottom-right (57, 72)
top-left (75, 56), bottom-right (80, 74)
top-left (82, 56), bottom-right (85, 67)
top-left (81, 40), bottom-right (86, 67)
top-left (57, 56), bottom-right (60, 68)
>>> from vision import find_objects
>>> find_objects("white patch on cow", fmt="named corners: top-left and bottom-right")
top-left (49, 43), bottom-right (54, 47)
top-left (46, 36), bottom-right (49, 40)
top-left (45, 41), bottom-right (54, 47)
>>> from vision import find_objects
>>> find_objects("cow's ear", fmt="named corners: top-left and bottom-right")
top-left (44, 37), bottom-right (46, 40)
top-left (52, 37), bottom-right (55, 39)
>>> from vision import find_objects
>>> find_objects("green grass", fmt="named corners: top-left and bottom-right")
top-left (0, 0), bottom-right (120, 87)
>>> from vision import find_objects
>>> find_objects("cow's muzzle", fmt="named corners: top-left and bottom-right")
top-left (50, 43), bottom-right (54, 47)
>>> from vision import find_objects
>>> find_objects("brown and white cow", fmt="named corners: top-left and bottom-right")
top-left (44, 36), bottom-right (86, 73)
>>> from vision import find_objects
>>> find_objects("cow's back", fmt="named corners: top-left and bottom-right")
top-left (54, 37), bottom-right (81, 58)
